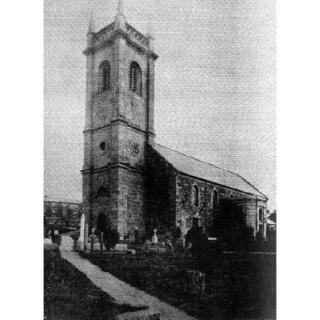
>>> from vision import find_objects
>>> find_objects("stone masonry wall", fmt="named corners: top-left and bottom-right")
top-left (175, 173), bottom-right (265, 237)
top-left (118, 167), bottom-right (145, 237)
top-left (176, 175), bottom-right (206, 235)
top-left (146, 146), bottom-right (176, 235)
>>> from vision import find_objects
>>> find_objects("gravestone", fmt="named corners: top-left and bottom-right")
top-left (75, 214), bottom-right (85, 251)
top-left (114, 243), bottom-right (128, 251)
top-left (151, 228), bottom-right (158, 245)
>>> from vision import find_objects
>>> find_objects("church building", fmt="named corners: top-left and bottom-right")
top-left (81, 1), bottom-right (268, 248)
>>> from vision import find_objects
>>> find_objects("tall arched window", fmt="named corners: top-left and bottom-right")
top-left (193, 185), bottom-right (199, 207)
top-left (211, 189), bottom-right (219, 209)
top-left (99, 61), bottom-right (111, 92)
top-left (259, 208), bottom-right (264, 223)
top-left (129, 62), bottom-right (142, 95)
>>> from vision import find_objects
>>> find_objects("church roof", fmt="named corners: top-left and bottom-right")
top-left (153, 143), bottom-right (267, 200)
top-left (44, 196), bottom-right (81, 205)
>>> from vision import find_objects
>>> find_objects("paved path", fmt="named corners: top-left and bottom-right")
top-left (59, 236), bottom-right (198, 320)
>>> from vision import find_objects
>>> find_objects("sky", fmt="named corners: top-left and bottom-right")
top-left (44, 0), bottom-right (276, 210)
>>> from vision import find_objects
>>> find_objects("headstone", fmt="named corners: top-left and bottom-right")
top-left (114, 243), bottom-right (128, 251)
top-left (129, 230), bottom-right (135, 243)
top-left (44, 238), bottom-right (52, 245)
top-left (151, 228), bottom-right (158, 244)
top-left (75, 214), bottom-right (85, 251)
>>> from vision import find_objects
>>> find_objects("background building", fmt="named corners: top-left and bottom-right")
top-left (44, 196), bottom-right (82, 233)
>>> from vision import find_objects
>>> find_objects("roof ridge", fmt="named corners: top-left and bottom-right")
top-left (155, 143), bottom-right (238, 175)
top-left (232, 172), bottom-right (268, 199)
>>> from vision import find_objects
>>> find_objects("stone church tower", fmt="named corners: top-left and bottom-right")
top-left (81, 0), bottom-right (158, 246)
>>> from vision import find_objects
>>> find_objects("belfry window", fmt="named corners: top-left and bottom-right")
top-left (193, 185), bottom-right (199, 207)
top-left (129, 62), bottom-right (142, 95)
top-left (99, 61), bottom-right (111, 92)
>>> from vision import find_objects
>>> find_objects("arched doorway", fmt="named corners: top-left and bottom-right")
top-left (96, 212), bottom-right (110, 233)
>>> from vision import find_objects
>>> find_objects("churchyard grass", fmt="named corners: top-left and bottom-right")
top-left (81, 251), bottom-right (276, 320)
top-left (44, 248), bottom-right (146, 320)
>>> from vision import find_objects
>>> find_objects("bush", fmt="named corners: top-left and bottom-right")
top-left (266, 229), bottom-right (276, 252)
top-left (214, 199), bottom-right (255, 252)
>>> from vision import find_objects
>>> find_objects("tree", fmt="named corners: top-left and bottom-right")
top-left (214, 199), bottom-right (254, 251)
top-left (269, 210), bottom-right (276, 223)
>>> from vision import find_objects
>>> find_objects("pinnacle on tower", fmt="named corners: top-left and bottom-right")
top-left (114, 0), bottom-right (126, 28)
top-left (87, 10), bottom-right (95, 34)
top-left (146, 24), bottom-right (155, 39)
top-left (116, 0), bottom-right (125, 17)
top-left (146, 22), bottom-right (155, 50)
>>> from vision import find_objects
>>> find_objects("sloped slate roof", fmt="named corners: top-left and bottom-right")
top-left (153, 143), bottom-right (267, 200)
top-left (44, 196), bottom-right (81, 204)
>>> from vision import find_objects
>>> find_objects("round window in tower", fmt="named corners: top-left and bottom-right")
top-left (100, 142), bottom-right (106, 151)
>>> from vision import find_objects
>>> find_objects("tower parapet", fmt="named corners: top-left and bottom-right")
top-left (84, 6), bottom-right (157, 60)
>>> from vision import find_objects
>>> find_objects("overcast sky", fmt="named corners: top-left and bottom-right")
top-left (44, 0), bottom-right (276, 210)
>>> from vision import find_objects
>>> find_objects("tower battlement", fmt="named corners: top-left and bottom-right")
top-left (83, 12), bottom-right (157, 60)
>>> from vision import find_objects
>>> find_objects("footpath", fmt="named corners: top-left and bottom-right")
top-left (59, 235), bottom-right (198, 320)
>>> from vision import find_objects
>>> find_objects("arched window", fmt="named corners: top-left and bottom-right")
top-left (259, 208), bottom-right (264, 223)
top-left (99, 61), bottom-right (111, 92)
top-left (193, 185), bottom-right (199, 207)
top-left (211, 189), bottom-right (219, 209)
top-left (129, 62), bottom-right (142, 95)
